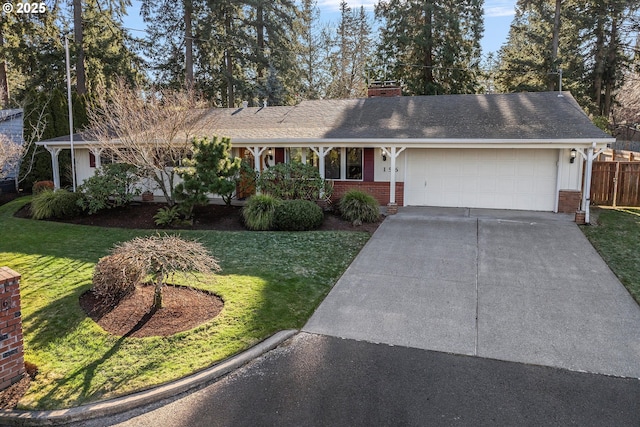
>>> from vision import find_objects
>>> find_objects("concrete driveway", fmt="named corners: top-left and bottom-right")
top-left (304, 207), bottom-right (640, 378)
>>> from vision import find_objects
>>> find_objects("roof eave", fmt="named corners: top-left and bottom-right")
top-left (37, 137), bottom-right (615, 150)
top-left (229, 137), bottom-right (615, 149)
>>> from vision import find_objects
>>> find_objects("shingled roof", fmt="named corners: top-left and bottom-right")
top-left (200, 91), bottom-right (611, 141)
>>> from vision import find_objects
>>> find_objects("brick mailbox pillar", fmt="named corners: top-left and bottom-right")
top-left (0, 267), bottom-right (24, 391)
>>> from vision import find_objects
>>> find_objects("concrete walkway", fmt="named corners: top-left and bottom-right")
top-left (304, 207), bottom-right (640, 378)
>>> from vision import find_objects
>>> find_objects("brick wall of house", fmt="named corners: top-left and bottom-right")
top-left (0, 267), bottom-right (24, 391)
top-left (558, 190), bottom-right (582, 213)
top-left (331, 181), bottom-right (404, 207)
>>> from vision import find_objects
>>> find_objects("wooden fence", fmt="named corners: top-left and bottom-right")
top-left (591, 161), bottom-right (640, 206)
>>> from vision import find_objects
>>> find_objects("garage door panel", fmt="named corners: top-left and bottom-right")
top-left (406, 149), bottom-right (557, 211)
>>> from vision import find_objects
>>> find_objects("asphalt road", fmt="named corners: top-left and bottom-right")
top-left (73, 333), bottom-right (640, 427)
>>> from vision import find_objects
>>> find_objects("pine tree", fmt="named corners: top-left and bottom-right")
top-left (325, 2), bottom-right (373, 99)
top-left (141, 0), bottom-right (197, 89)
top-left (375, 0), bottom-right (484, 95)
top-left (298, 0), bottom-right (326, 99)
top-left (497, 0), bottom-right (640, 117)
top-left (245, 0), bottom-right (302, 105)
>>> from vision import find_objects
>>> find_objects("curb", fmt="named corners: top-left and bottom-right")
top-left (0, 330), bottom-right (298, 426)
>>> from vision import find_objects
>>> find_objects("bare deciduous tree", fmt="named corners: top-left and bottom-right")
top-left (0, 133), bottom-right (23, 181)
top-left (86, 80), bottom-right (215, 205)
top-left (614, 74), bottom-right (640, 125)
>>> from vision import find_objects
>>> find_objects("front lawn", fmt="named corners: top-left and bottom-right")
top-left (582, 208), bottom-right (640, 304)
top-left (0, 198), bottom-right (370, 409)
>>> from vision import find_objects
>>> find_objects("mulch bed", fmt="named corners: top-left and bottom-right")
top-left (79, 284), bottom-right (224, 338)
top-left (13, 201), bottom-right (383, 234)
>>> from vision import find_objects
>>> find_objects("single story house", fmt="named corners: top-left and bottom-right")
top-left (37, 91), bottom-right (614, 222)
top-left (0, 109), bottom-right (24, 193)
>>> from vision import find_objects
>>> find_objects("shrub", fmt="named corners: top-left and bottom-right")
top-left (273, 199), bottom-right (323, 231)
top-left (153, 206), bottom-right (183, 227)
top-left (242, 194), bottom-right (281, 231)
top-left (174, 136), bottom-right (242, 215)
top-left (32, 181), bottom-right (54, 194)
top-left (31, 189), bottom-right (82, 220)
top-left (108, 235), bottom-right (221, 310)
top-left (339, 190), bottom-right (380, 225)
top-left (257, 162), bottom-right (333, 201)
top-left (92, 253), bottom-right (145, 307)
top-left (77, 163), bottom-right (140, 214)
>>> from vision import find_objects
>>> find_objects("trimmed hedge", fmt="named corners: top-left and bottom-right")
top-left (273, 199), bottom-right (323, 231)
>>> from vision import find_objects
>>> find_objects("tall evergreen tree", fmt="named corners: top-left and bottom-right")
top-left (497, 0), bottom-right (640, 117)
top-left (198, 0), bottom-right (248, 107)
top-left (325, 2), bottom-right (373, 99)
top-left (244, 0), bottom-right (302, 105)
top-left (298, 0), bottom-right (326, 99)
top-left (375, 0), bottom-right (484, 95)
top-left (140, 0), bottom-right (199, 89)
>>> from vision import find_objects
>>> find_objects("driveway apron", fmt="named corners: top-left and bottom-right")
top-left (303, 207), bottom-right (640, 378)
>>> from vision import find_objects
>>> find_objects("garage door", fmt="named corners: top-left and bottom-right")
top-left (404, 149), bottom-right (558, 211)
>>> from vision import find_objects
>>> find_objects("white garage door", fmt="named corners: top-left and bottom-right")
top-left (404, 149), bottom-right (558, 211)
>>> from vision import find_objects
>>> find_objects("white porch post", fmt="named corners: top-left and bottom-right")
top-left (45, 146), bottom-right (62, 189)
top-left (90, 148), bottom-right (104, 169)
top-left (310, 147), bottom-right (334, 179)
top-left (248, 146), bottom-right (267, 173)
top-left (382, 146), bottom-right (406, 212)
top-left (576, 143), bottom-right (601, 224)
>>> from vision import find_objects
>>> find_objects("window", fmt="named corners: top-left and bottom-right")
top-left (346, 148), bottom-right (363, 180)
top-left (287, 148), bottom-right (319, 167)
top-left (288, 147), bottom-right (303, 163)
top-left (285, 147), bottom-right (363, 180)
top-left (325, 150), bottom-right (341, 179)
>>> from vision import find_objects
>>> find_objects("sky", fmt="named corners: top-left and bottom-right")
top-left (123, 0), bottom-right (517, 56)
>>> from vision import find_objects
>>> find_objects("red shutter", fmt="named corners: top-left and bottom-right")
top-left (89, 152), bottom-right (96, 168)
top-left (275, 148), bottom-right (285, 164)
top-left (363, 148), bottom-right (375, 182)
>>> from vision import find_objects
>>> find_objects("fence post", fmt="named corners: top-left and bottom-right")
top-left (613, 161), bottom-right (620, 207)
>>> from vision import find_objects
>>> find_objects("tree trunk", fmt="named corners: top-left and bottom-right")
top-left (0, 25), bottom-right (9, 107)
top-left (603, 12), bottom-right (619, 118)
top-left (592, 6), bottom-right (606, 114)
top-left (184, 0), bottom-right (194, 89)
top-left (549, 0), bottom-right (561, 90)
top-left (225, 15), bottom-right (234, 108)
top-left (256, 3), bottom-right (265, 80)
top-left (423, 1), bottom-right (435, 95)
top-left (73, 0), bottom-right (86, 95)
top-left (153, 272), bottom-right (164, 310)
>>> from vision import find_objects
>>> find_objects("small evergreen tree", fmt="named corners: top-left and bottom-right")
top-left (175, 136), bottom-right (242, 216)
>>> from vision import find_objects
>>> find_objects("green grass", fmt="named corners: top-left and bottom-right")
top-left (0, 198), bottom-right (370, 409)
top-left (582, 208), bottom-right (640, 304)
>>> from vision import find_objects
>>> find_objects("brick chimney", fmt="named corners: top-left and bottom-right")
top-left (367, 81), bottom-right (402, 98)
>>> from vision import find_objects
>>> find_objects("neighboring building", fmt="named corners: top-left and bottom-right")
top-left (0, 109), bottom-right (24, 193)
top-left (37, 92), bottom-right (614, 220)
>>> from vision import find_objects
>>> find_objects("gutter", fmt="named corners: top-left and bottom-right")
top-left (37, 137), bottom-right (616, 149)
